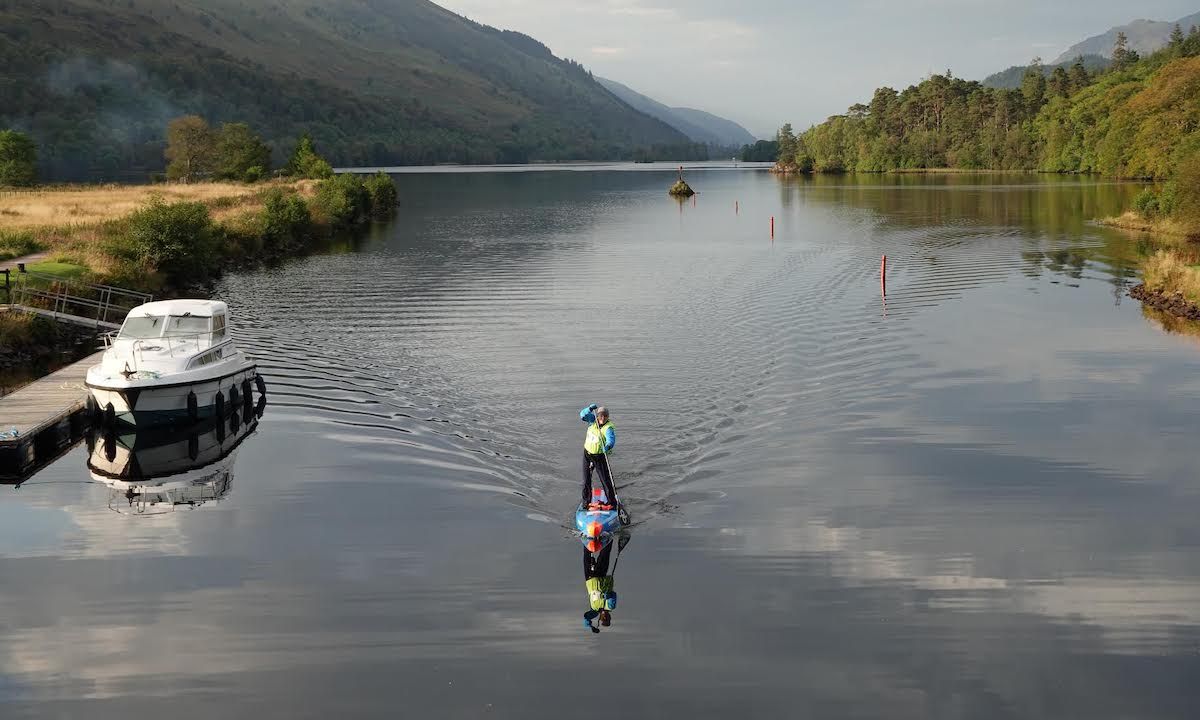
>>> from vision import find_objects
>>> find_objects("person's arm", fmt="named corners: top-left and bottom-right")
top-left (603, 425), bottom-right (615, 452)
top-left (580, 403), bottom-right (598, 424)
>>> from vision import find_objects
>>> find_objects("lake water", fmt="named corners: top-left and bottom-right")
top-left (3, 168), bottom-right (1200, 718)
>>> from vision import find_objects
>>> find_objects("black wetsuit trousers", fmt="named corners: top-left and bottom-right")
top-left (584, 541), bottom-right (613, 578)
top-left (582, 452), bottom-right (617, 505)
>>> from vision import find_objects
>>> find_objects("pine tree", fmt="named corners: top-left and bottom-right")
top-left (1068, 57), bottom-right (1090, 93)
top-left (1170, 23), bottom-right (1185, 50)
top-left (1112, 31), bottom-right (1133, 70)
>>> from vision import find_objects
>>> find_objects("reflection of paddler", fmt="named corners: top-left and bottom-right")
top-left (579, 403), bottom-right (617, 507)
top-left (583, 540), bottom-right (618, 633)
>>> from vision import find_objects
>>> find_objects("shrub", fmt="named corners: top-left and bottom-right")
top-left (310, 174), bottom-right (370, 230)
top-left (1133, 187), bottom-right (1160, 217)
top-left (125, 198), bottom-right (219, 283)
top-left (0, 230), bottom-right (42, 261)
top-left (243, 165), bottom-right (264, 183)
top-left (261, 189), bottom-right (312, 254)
top-left (364, 171), bottom-right (397, 218)
top-left (287, 135), bottom-right (335, 180)
top-left (1143, 249), bottom-right (1200, 300)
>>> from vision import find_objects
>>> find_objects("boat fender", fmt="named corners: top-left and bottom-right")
top-left (256, 395), bottom-right (266, 419)
top-left (255, 374), bottom-right (267, 401)
top-left (188, 433), bottom-right (199, 461)
top-left (230, 408), bottom-right (240, 434)
top-left (242, 379), bottom-right (253, 417)
top-left (103, 403), bottom-right (115, 431)
top-left (229, 384), bottom-right (240, 410)
top-left (103, 428), bottom-right (117, 463)
top-left (216, 413), bottom-right (226, 443)
top-left (187, 391), bottom-right (198, 422)
top-left (215, 390), bottom-right (225, 420)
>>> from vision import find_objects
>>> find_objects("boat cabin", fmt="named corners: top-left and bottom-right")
top-left (116, 300), bottom-right (229, 347)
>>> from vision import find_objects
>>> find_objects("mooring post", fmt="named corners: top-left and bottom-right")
top-left (770, 216), bottom-right (775, 239)
top-left (881, 255), bottom-right (887, 297)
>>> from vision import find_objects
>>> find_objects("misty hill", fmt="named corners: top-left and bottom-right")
top-left (0, 0), bottom-right (700, 181)
top-left (597, 77), bottom-right (756, 148)
top-left (983, 54), bottom-right (1110, 90)
top-left (1052, 12), bottom-right (1200, 64)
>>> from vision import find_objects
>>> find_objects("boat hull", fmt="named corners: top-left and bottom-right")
top-left (87, 361), bottom-right (260, 429)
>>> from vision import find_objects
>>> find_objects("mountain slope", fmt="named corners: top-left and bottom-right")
top-left (0, 0), bottom-right (699, 180)
top-left (1052, 12), bottom-right (1200, 64)
top-left (597, 77), bottom-right (756, 147)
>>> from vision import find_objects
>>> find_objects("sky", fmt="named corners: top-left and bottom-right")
top-left (437, 0), bottom-right (1200, 138)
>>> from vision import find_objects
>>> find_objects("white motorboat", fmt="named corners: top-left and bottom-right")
top-left (86, 299), bottom-right (262, 428)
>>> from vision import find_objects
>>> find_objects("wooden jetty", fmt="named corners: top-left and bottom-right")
top-left (0, 351), bottom-right (102, 480)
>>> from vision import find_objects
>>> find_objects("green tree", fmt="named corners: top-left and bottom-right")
top-left (1048, 66), bottom-right (1071, 98)
top-left (214, 123), bottom-right (271, 182)
top-left (1112, 32), bottom-right (1140, 70)
top-left (775, 124), bottom-right (797, 166)
top-left (364, 172), bottom-right (398, 218)
top-left (1171, 152), bottom-right (1200, 232)
top-left (164, 115), bottom-right (215, 182)
top-left (0, 130), bottom-right (37, 186)
top-left (1021, 59), bottom-right (1047, 116)
top-left (1068, 57), bottom-right (1091, 92)
top-left (287, 134), bottom-right (334, 179)
top-left (1170, 24), bottom-right (1185, 52)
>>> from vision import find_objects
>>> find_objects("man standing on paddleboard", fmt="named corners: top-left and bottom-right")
top-left (579, 403), bottom-right (617, 507)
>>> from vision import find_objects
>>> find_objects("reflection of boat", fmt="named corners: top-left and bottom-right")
top-left (86, 299), bottom-right (262, 428)
top-left (87, 396), bottom-right (263, 514)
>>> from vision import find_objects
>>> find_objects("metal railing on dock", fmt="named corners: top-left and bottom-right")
top-left (6, 268), bottom-right (153, 330)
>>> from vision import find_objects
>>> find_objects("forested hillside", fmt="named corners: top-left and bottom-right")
top-left (0, 0), bottom-right (701, 181)
top-left (775, 28), bottom-right (1200, 179)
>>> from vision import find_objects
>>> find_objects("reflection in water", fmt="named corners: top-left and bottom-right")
top-left (86, 394), bottom-right (264, 514)
top-left (582, 533), bottom-right (630, 634)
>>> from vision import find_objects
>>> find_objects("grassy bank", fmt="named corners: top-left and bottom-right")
top-left (0, 173), bottom-right (397, 293)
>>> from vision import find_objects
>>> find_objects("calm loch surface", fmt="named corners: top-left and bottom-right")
top-left (2, 168), bottom-right (1199, 718)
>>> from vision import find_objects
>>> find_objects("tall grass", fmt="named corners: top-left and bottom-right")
top-left (1142, 249), bottom-right (1200, 301)
top-left (0, 229), bottom-right (43, 261)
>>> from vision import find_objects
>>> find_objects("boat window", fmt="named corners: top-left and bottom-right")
top-left (120, 315), bottom-right (165, 339)
top-left (163, 315), bottom-right (211, 337)
top-left (212, 314), bottom-right (226, 339)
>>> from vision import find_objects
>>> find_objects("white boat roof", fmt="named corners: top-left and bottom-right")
top-left (127, 299), bottom-right (227, 318)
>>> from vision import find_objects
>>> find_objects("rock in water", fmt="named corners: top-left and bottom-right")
top-left (669, 180), bottom-right (695, 197)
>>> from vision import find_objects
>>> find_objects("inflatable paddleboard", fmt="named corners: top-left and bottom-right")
top-left (576, 502), bottom-right (622, 545)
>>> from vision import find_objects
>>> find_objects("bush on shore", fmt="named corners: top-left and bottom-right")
top-left (260, 188), bottom-right (312, 256)
top-left (124, 198), bottom-right (220, 285)
top-left (310, 174), bottom-right (371, 230)
top-left (364, 172), bottom-right (398, 218)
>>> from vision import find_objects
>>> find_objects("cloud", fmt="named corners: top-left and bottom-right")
top-left (590, 46), bottom-right (627, 56)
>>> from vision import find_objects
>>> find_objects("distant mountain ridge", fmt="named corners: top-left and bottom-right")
top-left (983, 54), bottom-right (1110, 90)
top-left (1052, 12), bottom-right (1200, 64)
top-left (597, 77), bottom-right (757, 148)
top-left (0, 0), bottom-right (702, 181)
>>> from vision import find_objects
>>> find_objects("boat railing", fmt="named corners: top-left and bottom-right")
top-left (103, 332), bottom-right (232, 375)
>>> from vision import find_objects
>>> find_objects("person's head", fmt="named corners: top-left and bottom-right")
top-left (599, 610), bottom-right (612, 626)
top-left (596, 406), bottom-right (609, 423)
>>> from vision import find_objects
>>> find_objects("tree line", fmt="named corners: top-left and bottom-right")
top-left (0, 116), bottom-right (338, 187)
top-left (774, 26), bottom-right (1200, 179)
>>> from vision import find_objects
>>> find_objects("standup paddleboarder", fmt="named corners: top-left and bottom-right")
top-left (579, 403), bottom-right (617, 507)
